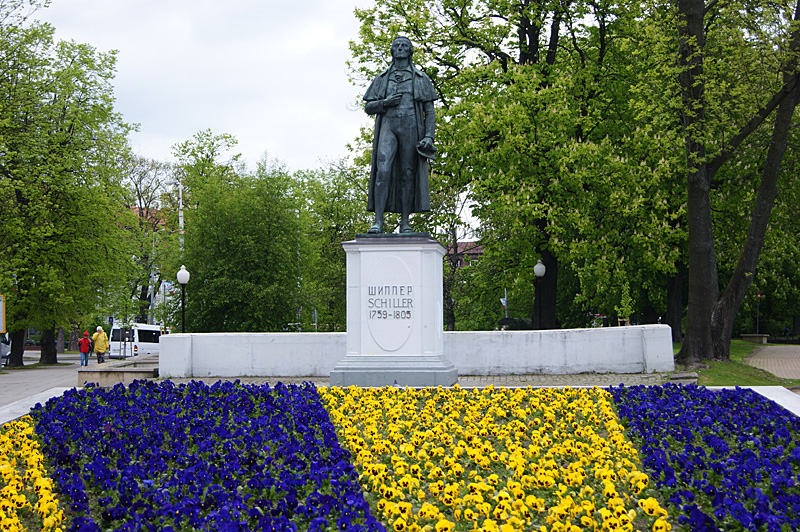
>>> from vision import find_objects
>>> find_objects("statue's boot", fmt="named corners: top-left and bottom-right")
top-left (400, 185), bottom-right (413, 233)
top-left (369, 182), bottom-right (389, 233)
top-left (368, 215), bottom-right (383, 234)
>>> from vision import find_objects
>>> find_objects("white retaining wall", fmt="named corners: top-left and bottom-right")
top-left (159, 324), bottom-right (674, 378)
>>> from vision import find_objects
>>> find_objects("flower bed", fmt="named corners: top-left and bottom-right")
top-left (320, 385), bottom-right (669, 532)
top-left (30, 380), bottom-right (384, 531)
top-left (12, 381), bottom-right (800, 531)
top-left (0, 416), bottom-right (65, 532)
top-left (609, 384), bottom-right (800, 531)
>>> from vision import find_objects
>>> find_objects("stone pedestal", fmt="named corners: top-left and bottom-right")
top-left (329, 234), bottom-right (458, 387)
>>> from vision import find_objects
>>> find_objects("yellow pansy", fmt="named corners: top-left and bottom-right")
top-left (638, 497), bottom-right (668, 517)
top-left (319, 386), bottom-right (667, 532)
top-left (653, 517), bottom-right (672, 532)
top-left (1, 417), bottom-right (65, 532)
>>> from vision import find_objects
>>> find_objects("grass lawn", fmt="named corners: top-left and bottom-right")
top-left (2, 362), bottom-right (73, 369)
top-left (2, 352), bottom-right (77, 372)
top-left (674, 339), bottom-right (800, 387)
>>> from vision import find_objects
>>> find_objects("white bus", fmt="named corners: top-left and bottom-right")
top-left (109, 323), bottom-right (164, 359)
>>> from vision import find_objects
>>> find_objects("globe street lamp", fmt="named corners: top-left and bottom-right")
top-left (533, 259), bottom-right (546, 329)
top-left (177, 265), bottom-right (190, 333)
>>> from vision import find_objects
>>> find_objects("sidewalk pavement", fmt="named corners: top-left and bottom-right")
top-left (2, 345), bottom-right (800, 425)
top-left (745, 344), bottom-right (800, 379)
top-left (0, 353), bottom-right (81, 425)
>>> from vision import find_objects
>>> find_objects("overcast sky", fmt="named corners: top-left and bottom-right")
top-left (38, 0), bottom-right (373, 173)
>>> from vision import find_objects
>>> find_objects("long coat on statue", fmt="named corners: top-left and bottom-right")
top-left (363, 64), bottom-right (437, 214)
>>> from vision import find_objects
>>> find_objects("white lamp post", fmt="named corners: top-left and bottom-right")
top-left (177, 265), bottom-right (190, 333)
top-left (534, 259), bottom-right (546, 329)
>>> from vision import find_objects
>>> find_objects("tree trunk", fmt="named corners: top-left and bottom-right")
top-left (711, 84), bottom-right (799, 359)
top-left (666, 262), bottom-right (685, 343)
top-left (677, 163), bottom-right (719, 366)
top-left (444, 227), bottom-right (460, 331)
top-left (39, 328), bottom-right (58, 364)
top-left (532, 279), bottom-right (542, 329)
top-left (792, 314), bottom-right (799, 337)
top-left (443, 269), bottom-right (455, 332)
top-left (8, 329), bottom-right (25, 367)
top-left (532, 248), bottom-right (558, 329)
top-left (68, 322), bottom-right (79, 352)
top-left (675, 0), bottom-right (717, 367)
top-left (137, 283), bottom-right (150, 323)
top-left (56, 327), bottom-right (65, 354)
top-left (444, 291), bottom-right (455, 331)
top-left (709, 1), bottom-right (800, 358)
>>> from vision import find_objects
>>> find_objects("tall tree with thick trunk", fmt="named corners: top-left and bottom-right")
top-left (710, 15), bottom-right (800, 357)
top-left (0, 3), bottom-right (134, 365)
top-left (676, 0), bottom-right (800, 364)
top-left (676, 0), bottom-right (717, 362)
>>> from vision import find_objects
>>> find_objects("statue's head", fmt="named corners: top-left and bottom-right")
top-left (390, 36), bottom-right (413, 61)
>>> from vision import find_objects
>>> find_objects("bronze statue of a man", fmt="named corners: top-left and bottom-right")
top-left (364, 36), bottom-right (437, 234)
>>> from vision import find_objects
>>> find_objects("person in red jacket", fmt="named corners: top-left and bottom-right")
top-left (77, 331), bottom-right (92, 367)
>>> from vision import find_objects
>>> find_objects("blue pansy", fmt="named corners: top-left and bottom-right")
top-left (610, 384), bottom-right (800, 532)
top-left (32, 379), bottom-right (385, 531)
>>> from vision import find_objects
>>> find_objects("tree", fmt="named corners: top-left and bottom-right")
top-left (292, 161), bottom-right (372, 331)
top-left (0, 6), bottom-right (134, 365)
top-left (450, 253), bottom-right (511, 331)
top-left (180, 150), bottom-right (302, 332)
top-left (730, 135), bottom-right (800, 337)
top-left (350, 0), bottom-right (682, 331)
top-left (120, 155), bottom-right (176, 324)
top-left (438, 189), bottom-right (476, 331)
top-left (673, 0), bottom-right (800, 364)
top-left (171, 128), bottom-right (242, 203)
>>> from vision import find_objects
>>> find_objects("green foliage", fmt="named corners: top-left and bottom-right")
top-left (668, 0), bottom-right (800, 360)
top-left (614, 282), bottom-right (635, 322)
top-left (348, 0), bottom-right (800, 339)
top-left (349, 0), bottom-right (687, 328)
top-left (291, 162), bottom-right (372, 331)
top-left (113, 155), bottom-right (178, 325)
top-left (450, 260), bottom-right (506, 331)
top-left (726, 118), bottom-right (800, 337)
top-left (180, 148), bottom-right (302, 332)
top-left (0, 5), bottom-right (135, 348)
top-left (171, 129), bottom-right (242, 204)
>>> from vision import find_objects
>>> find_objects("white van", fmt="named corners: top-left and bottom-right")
top-left (108, 324), bottom-right (164, 359)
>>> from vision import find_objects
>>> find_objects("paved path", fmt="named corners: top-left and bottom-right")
top-left (0, 354), bottom-right (82, 406)
top-left (745, 344), bottom-right (800, 380)
top-left (0, 353), bottom-right (84, 424)
top-left (2, 345), bottom-right (800, 424)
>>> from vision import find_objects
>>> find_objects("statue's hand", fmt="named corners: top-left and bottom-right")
top-left (418, 136), bottom-right (434, 150)
top-left (384, 93), bottom-right (402, 108)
